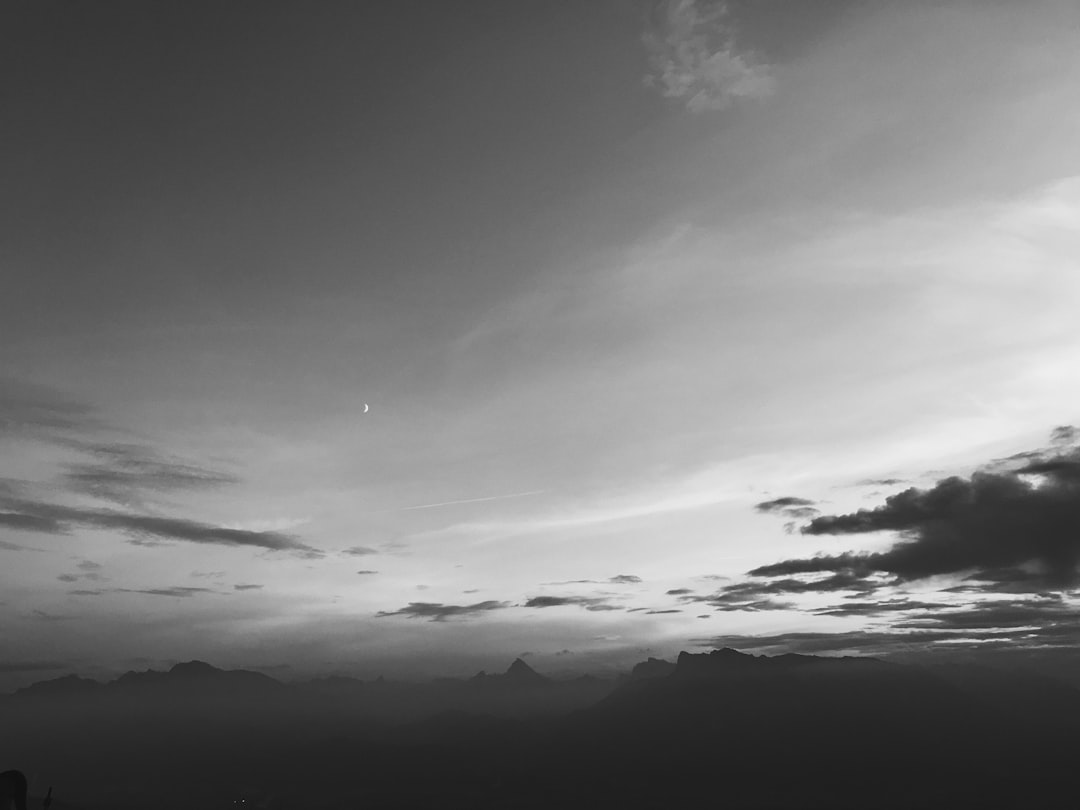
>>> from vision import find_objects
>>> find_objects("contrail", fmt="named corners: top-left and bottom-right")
top-left (397, 490), bottom-right (545, 512)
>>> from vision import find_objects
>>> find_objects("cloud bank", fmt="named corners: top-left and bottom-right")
top-left (749, 437), bottom-right (1080, 591)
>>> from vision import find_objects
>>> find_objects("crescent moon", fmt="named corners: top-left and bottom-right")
top-left (363, 403), bottom-right (369, 413)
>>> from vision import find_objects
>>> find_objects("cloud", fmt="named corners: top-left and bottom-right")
top-left (233, 584), bottom-right (263, 591)
top-left (755, 495), bottom-right (821, 532)
top-left (644, 0), bottom-right (775, 113)
top-left (784, 439), bottom-right (1080, 589)
top-left (57, 559), bottom-right (106, 585)
top-left (733, 429), bottom-right (1080, 594)
top-left (117, 586), bottom-right (217, 598)
top-left (375, 600), bottom-right (510, 622)
top-left (342, 545), bottom-right (379, 557)
top-left (523, 595), bottom-right (621, 612)
top-left (543, 574), bottom-right (642, 586)
top-left (0, 495), bottom-right (322, 557)
top-left (31, 609), bottom-right (75, 621)
top-left (60, 441), bottom-right (237, 507)
top-left (1051, 426), bottom-right (1078, 446)
top-left (356, 570), bottom-right (379, 576)
top-left (685, 572), bottom-right (884, 611)
top-left (666, 588), bottom-right (694, 595)
top-left (0, 378), bottom-right (99, 436)
top-left (893, 597), bottom-right (1073, 631)
top-left (0, 511), bottom-right (65, 533)
top-left (696, 597), bottom-right (1080, 657)
top-left (755, 496), bottom-right (817, 514)
top-left (813, 599), bottom-right (954, 618)
top-left (0, 539), bottom-right (34, 552)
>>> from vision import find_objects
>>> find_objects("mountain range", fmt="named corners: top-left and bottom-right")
top-left (3, 649), bottom-right (1080, 809)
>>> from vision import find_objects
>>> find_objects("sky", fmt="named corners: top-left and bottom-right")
top-left (2, 0), bottom-right (1080, 690)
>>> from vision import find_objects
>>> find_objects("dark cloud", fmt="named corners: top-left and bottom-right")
top-left (696, 595), bottom-right (1080, 657)
top-left (755, 496), bottom-right (820, 526)
top-left (797, 449), bottom-right (1080, 588)
top-left (666, 588), bottom-right (694, 595)
top-left (756, 496), bottom-right (816, 513)
top-left (893, 597), bottom-right (1073, 631)
top-left (813, 599), bottom-right (954, 618)
top-left (356, 570), bottom-right (379, 575)
top-left (118, 586), bottom-right (217, 598)
top-left (743, 431), bottom-right (1080, 593)
top-left (713, 597), bottom-right (793, 612)
top-left (1050, 425), bottom-right (1078, 446)
top-left (684, 572), bottom-right (884, 611)
top-left (342, 545), bottom-right (379, 557)
top-left (68, 589), bottom-right (105, 596)
top-left (645, 609), bottom-right (682, 614)
top-left (233, 584), bottom-right (263, 591)
top-left (542, 579), bottom-right (600, 585)
top-left (0, 511), bottom-right (65, 533)
top-left (375, 600), bottom-right (510, 621)
top-left (0, 495), bottom-right (321, 557)
top-left (755, 496), bottom-right (820, 534)
top-left (60, 441), bottom-right (237, 507)
top-left (749, 553), bottom-right (874, 577)
top-left (609, 574), bottom-right (642, 584)
top-left (523, 595), bottom-right (620, 611)
top-left (57, 560), bottom-right (106, 585)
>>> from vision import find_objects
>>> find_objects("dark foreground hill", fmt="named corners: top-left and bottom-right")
top-left (3, 649), bottom-right (1080, 809)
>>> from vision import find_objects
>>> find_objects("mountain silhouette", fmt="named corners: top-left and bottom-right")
top-left (469, 657), bottom-right (551, 690)
top-left (11, 674), bottom-right (102, 699)
top-left (628, 656), bottom-right (675, 680)
top-left (4, 651), bottom-right (1080, 808)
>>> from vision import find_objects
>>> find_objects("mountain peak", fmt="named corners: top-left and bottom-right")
top-left (168, 660), bottom-right (222, 678)
top-left (674, 648), bottom-right (760, 678)
top-left (502, 658), bottom-right (549, 685)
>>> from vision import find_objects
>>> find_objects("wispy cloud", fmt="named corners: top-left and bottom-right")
top-left (644, 0), bottom-right (775, 112)
top-left (117, 586), bottom-right (218, 598)
top-left (523, 595), bottom-right (622, 612)
top-left (375, 600), bottom-right (510, 622)
top-left (0, 378), bottom-right (101, 437)
top-left (0, 494), bottom-right (322, 557)
top-left (394, 489), bottom-right (545, 512)
top-left (60, 440), bottom-right (237, 508)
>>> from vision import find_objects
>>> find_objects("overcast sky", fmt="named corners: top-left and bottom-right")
top-left (3, 0), bottom-right (1080, 689)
